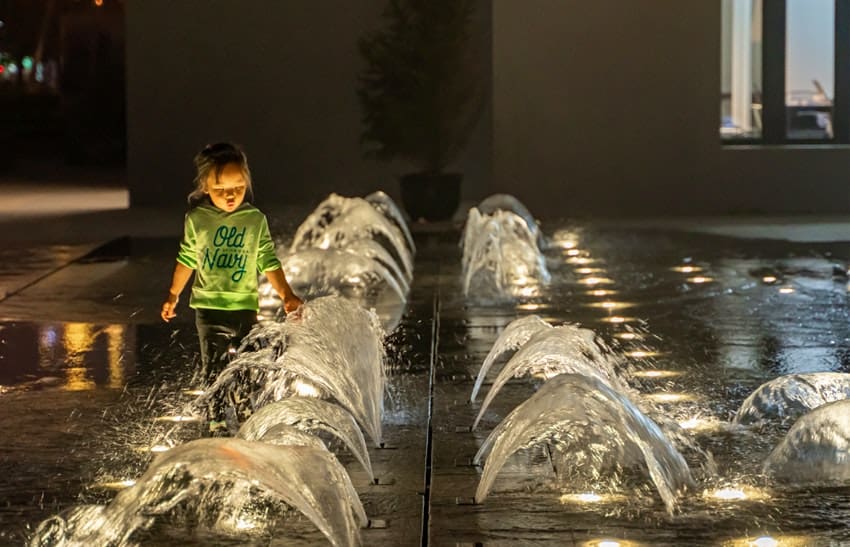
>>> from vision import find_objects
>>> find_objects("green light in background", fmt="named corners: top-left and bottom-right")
top-left (21, 57), bottom-right (33, 70)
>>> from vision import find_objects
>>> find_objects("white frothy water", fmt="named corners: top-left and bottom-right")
top-left (32, 439), bottom-right (367, 547)
top-left (472, 324), bottom-right (622, 430)
top-left (290, 193), bottom-right (414, 280)
top-left (734, 372), bottom-right (850, 425)
top-left (470, 315), bottom-right (553, 403)
top-left (364, 190), bottom-right (416, 256)
top-left (763, 399), bottom-right (850, 482)
top-left (282, 247), bottom-right (408, 303)
top-left (206, 296), bottom-right (387, 447)
top-left (238, 396), bottom-right (375, 481)
top-left (461, 203), bottom-right (550, 301)
top-left (474, 374), bottom-right (694, 514)
top-left (475, 193), bottom-right (543, 247)
top-left (31, 192), bottom-right (413, 546)
top-left (276, 192), bottom-right (413, 331)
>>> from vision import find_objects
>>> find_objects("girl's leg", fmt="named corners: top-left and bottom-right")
top-left (194, 308), bottom-right (257, 432)
top-left (195, 308), bottom-right (256, 384)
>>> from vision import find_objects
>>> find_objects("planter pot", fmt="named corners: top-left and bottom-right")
top-left (399, 172), bottom-right (462, 222)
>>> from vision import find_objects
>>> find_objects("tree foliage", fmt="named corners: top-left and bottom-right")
top-left (357, 0), bottom-right (483, 174)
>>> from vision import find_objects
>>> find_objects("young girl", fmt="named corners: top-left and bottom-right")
top-left (161, 143), bottom-right (302, 422)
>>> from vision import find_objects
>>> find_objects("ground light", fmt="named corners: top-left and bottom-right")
top-left (559, 493), bottom-right (628, 504)
top-left (580, 276), bottom-right (614, 285)
top-left (646, 392), bottom-right (695, 403)
top-left (624, 350), bottom-right (660, 358)
top-left (582, 540), bottom-right (639, 547)
top-left (704, 485), bottom-right (771, 502)
top-left (632, 369), bottom-right (679, 378)
top-left (726, 536), bottom-right (812, 546)
top-left (568, 257), bottom-right (596, 265)
top-left (677, 417), bottom-right (724, 432)
top-left (588, 289), bottom-right (617, 296)
top-left (600, 316), bottom-right (635, 324)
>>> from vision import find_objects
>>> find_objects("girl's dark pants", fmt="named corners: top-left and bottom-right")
top-left (195, 308), bottom-right (257, 424)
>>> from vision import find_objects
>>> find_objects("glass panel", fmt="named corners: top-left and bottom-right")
top-left (786, 0), bottom-right (834, 140)
top-left (721, 0), bottom-right (763, 140)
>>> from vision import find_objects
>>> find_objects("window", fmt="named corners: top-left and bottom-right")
top-left (785, 0), bottom-right (834, 139)
top-left (721, 0), bottom-right (850, 144)
top-left (721, 0), bottom-right (762, 139)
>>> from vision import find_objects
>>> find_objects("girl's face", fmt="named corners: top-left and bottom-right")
top-left (205, 162), bottom-right (247, 212)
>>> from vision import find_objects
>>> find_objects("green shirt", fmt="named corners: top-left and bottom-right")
top-left (176, 202), bottom-right (282, 311)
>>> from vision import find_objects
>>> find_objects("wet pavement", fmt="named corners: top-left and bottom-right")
top-left (4, 194), bottom-right (850, 544)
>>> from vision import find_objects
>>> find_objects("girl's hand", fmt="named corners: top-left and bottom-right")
top-left (161, 293), bottom-right (179, 322)
top-left (283, 294), bottom-right (303, 315)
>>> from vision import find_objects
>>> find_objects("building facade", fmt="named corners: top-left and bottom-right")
top-left (127, 1), bottom-right (850, 218)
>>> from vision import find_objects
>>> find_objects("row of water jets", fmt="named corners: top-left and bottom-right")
top-left (31, 192), bottom-right (850, 544)
top-left (32, 192), bottom-right (415, 546)
top-left (461, 196), bottom-right (850, 520)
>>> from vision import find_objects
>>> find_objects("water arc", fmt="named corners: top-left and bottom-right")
top-left (734, 372), bottom-right (850, 425)
top-left (762, 399), bottom-right (850, 483)
top-left (364, 190), bottom-right (416, 256)
top-left (246, 422), bottom-right (329, 450)
top-left (254, 296), bottom-right (387, 447)
top-left (282, 249), bottom-right (407, 304)
top-left (473, 373), bottom-right (693, 515)
top-left (238, 396), bottom-right (374, 481)
top-left (472, 325), bottom-right (621, 430)
top-left (461, 206), bottom-right (550, 300)
top-left (31, 439), bottom-right (367, 547)
top-left (475, 193), bottom-right (541, 245)
top-left (290, 193), bottom-right (414, 281)
top-left (470, 315), bottom-right (553, 403)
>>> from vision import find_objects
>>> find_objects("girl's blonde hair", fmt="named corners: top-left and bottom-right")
top-left (188, 142), bottom-right (254, 205)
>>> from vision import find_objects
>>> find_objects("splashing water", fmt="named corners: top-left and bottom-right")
top-left (290, 193), bottom-right (414, 280)
top-left (206, 296), bottom-right (387, 446)
top-left (473, 374), bottom-right (694, 514)
top-left (238, 397), bottom-right (374, 481)
top-left (734, 372), bottom-right (850, 425)
top-left (241, 422), bottom-right (329, 450)
top-left (30, 439), bottom-right (367, 547)
top-left (763, 399), bottom-right (850, 483)
top-left (281, 247), bottom-right (408, 303)
top-left (461, 206), bottom-right (550, 300)
top-left (472, 324), bottom-right (623, 430)
top-left (363, 190), bottom-right (416, 256)
top-left (470, 315), bottom-right (553, 403)
top-left (475, 193), bottom-right (542, 247)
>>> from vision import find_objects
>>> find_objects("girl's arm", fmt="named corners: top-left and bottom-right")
top-left (161, 262), bottom-right (194, 322)
top-left (265, 267), bottom-right (303, 313)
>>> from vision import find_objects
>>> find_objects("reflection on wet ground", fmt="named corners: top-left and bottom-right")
top-left (0, 322), bottom-right (136, 390)
top-left (431, 225), bottom-right (850, 546)
top-left (3, 223), bottom-right (850, 544)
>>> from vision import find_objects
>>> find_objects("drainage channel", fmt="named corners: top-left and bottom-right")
top-left (420, 284), bottom-right (441, 546)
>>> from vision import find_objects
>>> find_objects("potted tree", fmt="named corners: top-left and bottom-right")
top-left (357, 0), bottom-right (483, 222)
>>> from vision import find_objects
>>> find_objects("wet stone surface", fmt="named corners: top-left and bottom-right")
top-left (3, 223), bottom-right (850, 544)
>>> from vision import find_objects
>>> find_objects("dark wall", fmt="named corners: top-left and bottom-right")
top-left (492, 0), bottom-right (850, 218)
top-left (126, 1), bottom-right (492, 210)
